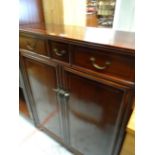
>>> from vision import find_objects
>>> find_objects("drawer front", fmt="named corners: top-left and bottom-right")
top-left (49, 41), bottom-right (69, 63)
top-left (72, 46), bottom-right (134, 81)
top-left (19, 35), bottom-right (47, 55)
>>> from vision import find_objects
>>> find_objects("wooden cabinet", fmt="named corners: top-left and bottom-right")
top-left (19, 24), bottom-right (135, 155)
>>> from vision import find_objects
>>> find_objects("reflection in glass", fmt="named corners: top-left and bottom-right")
top-left (19, 0), bottom-right (134, 31)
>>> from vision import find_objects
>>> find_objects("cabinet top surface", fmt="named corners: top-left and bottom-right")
top-left (19, 23), bottom-right (135, 52)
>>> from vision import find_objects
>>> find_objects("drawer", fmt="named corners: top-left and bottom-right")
top-left (49, 41), bottom-right (69, 63)
top-left (72, 46), bottom-right (134, 81)
top-left (19, 35), bottom-right (48, 56)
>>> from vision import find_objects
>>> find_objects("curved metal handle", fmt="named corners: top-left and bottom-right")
top-left (26, 41), bottom-right (37, 51)
top-left (90, 57), bottom-right (111, 70)
top-left (53, 48), bottom-right (66, 57)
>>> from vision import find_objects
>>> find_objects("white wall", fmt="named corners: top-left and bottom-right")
top-left (113, 0), bottom-right (135, 32)
top-left (63, 0), bottom-right (86, 26)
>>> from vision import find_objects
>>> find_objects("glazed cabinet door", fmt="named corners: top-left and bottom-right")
top-left (63, 70), bottom-right (128, 155)
top-left (21, 57), bottom-right (63, 141)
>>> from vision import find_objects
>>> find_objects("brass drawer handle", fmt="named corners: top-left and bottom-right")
top-left (90, 57), bottom-right (111, 70)
top-left (53, 48), bottom-right (66, 57)
top-left (26, 41), bottom-right (37, 51)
